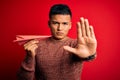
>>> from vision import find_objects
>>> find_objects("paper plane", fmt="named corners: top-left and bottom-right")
top-left (13, 35), bottom-right (51, 45)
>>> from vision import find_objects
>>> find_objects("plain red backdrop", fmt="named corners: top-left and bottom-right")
top-left (0, 0), bottom-right (120, 80)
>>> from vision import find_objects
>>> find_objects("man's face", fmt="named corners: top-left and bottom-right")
top-left (49, 14), bottom-right (71, 40)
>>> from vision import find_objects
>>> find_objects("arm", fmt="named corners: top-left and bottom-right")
top-left (17, 40), bottom-right (39, 80)
top-left (17, 52), bottom-right (35, 80)
top-left (64, 17), bottom-right (97, 60)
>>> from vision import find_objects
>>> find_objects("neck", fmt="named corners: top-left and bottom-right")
top-left (51, 36), bottom-right (69, 41)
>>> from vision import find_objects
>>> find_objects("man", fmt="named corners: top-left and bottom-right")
top-left (17, 4), bottom-right (97, 80)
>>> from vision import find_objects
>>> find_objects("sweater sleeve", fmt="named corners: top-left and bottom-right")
top-left (17, 51), bottom-right (36, 80)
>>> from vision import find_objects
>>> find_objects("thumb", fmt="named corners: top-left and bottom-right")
top-left (63, 46), bottom-right (76, 54)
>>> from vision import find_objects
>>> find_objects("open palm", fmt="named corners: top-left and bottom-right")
top-left (64, 17), bottom-right (97, 58)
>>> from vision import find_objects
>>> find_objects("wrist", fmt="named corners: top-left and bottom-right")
top-left (26, 50), bottom-right (36, 58)
top-left (82, 53), bottom-right (97, 61)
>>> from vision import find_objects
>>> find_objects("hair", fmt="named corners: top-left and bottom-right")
top-left (49, 4), bottom-right (72, 19)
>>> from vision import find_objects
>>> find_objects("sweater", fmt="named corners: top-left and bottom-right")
top-left (17, 37), bottom-right (85, 80)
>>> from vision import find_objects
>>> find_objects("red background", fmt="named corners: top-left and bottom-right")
top-left (0, 0), bottom-right (120, 80)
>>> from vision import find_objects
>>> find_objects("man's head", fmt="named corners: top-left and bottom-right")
top-left (48, 4), bottom-right (72, 40)
top-left (49, 4), bottom-right (72, 19)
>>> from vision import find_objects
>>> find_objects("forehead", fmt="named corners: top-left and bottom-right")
top-left (50, 14), bottom-right (71, 22)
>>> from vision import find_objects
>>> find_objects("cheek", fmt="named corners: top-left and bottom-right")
top-left (65, 25), bottom-right (71, 30)
top-left (64, 26), bottom-right (71, 32)
top-left (64, 28), bottom-right (70, 35)
top-left (50, 26), bottom-right (57, 32)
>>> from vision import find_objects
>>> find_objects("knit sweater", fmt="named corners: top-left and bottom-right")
top-left (17, 37), bottom-right (85, 80)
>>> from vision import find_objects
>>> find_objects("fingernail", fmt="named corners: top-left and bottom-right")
top-left (80, 17), bottom-right (84, 20)
top-left (85, 19), bottom-right (88, 21)
top-left (85, 19), bottom-right (88, 23)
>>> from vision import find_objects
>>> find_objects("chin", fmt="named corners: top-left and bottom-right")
top-left (54, 35), bottom-right (65, 40)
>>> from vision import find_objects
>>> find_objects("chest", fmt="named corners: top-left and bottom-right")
top-left (35, 43), bottom-right (72, 68)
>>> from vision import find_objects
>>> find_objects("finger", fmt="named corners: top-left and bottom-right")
top-left (77, 22), bottom-right (82, 39)
top-left (24, 40), bottom-right (39, 48)
top-left (27, 44), bottom-right (38, 50)
top-left (24, 43), bottom-right (38, 50)
top-left (24, 44), bottom-right (38, 50)
top-left (80, 17), bottom-right (86, 37)
top-left (63, 46), bottom-right (76, 54)
top-left (26, 44), bottom-right (38, 51)
top-left (84, 19), bottom-right (90, 37)
top-left (26, 44), bottom-right (38, 56)
top-left (24, 41), bottom-right (38, 50)
top-left (89, 25), bottom-right (95, 38)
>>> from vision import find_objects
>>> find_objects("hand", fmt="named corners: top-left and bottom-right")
top-left (64, 17), bottom-right (97, 58)
top-left (24, 40), bottom-right (39, 57)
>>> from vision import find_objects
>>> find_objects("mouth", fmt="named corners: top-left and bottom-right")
top-left (56, 32), bottom-right (64, 36)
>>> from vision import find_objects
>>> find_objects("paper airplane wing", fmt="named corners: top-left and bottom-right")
top-left (13, 35), bottom-right (51, 45)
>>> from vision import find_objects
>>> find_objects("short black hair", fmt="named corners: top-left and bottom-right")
top-left (49, 4), bottom-right (72, 19)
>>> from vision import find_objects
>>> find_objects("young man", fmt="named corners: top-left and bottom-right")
top-left (17, 4), bottom-right (97, 80)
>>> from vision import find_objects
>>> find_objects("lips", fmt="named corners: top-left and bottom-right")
top-left (56, 32), bottom-right (64, 36)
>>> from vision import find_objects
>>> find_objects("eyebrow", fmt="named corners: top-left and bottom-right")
top-left (51, 20), bottom-right (69, 23)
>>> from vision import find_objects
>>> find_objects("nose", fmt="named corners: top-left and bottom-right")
top-left (57, 24), bottom-right (63, 31)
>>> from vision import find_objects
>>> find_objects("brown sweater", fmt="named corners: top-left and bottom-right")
top-left (17, 37), bottom-right (89, 80)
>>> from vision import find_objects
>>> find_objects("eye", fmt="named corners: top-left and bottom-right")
top-left (62, 22), bottom-right (68, 25)
top-left (51, 21), bottom-right (59, 25)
